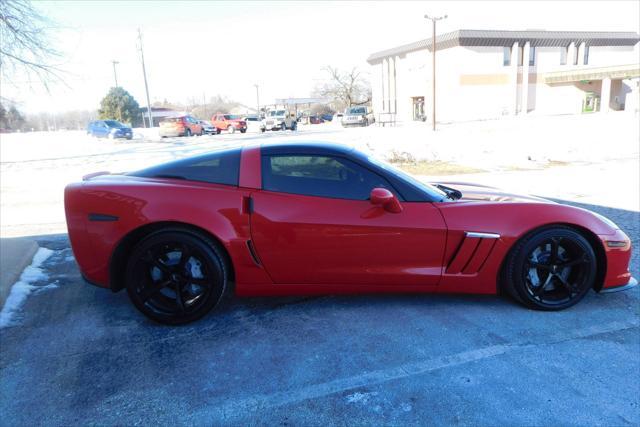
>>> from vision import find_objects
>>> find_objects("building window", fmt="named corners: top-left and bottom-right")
top-left (560, 46), bottom-right (568, 65)
top-left (529, 47), bottom-right (536, 66)
top-left (503, 47), bottom-right (511, 66)
top-left (583, 46), bottom-right (589, 65)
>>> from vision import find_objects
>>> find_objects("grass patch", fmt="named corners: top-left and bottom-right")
top-left (393, 160), bottom-right (486, 176)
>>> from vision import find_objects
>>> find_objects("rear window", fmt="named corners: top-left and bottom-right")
top-left (347, 107), bottom-right (366, 115)
top-left (129, 148), bottom-right (241, 186)
top-left (161, 117), bottom-right (182, 123)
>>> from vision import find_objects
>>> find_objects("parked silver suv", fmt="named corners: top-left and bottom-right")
top-left (341, 106), bottom-right (375, 127)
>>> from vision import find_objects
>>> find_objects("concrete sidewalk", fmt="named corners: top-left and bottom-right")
top-left (0, 237), bottom-right (38, 308)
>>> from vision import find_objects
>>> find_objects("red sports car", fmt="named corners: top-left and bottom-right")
top-left (64, 142), bottom-right (636, 324)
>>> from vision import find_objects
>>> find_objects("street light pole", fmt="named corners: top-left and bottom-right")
top-left (137, 28), bottom-right (153, 128)
top-left (424, 14), bottom-right (447, 131)
top-left (254, 84), bottom-right (260, 119)
top-left (111, 60), bottom-right (119, 87)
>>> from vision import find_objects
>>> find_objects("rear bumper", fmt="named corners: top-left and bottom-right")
top-left (600, 277), bottom-right (637, 293)
top-left (159, 129), bottom-right (184, 137)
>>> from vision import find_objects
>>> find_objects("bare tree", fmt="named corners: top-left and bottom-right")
top-left (315, 66), bottom-right (371, 112)
top-left (0, 0), bottom-right (62, 93)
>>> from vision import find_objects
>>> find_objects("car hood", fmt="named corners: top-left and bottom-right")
top-left (432, 181), bottom-right (553, 204)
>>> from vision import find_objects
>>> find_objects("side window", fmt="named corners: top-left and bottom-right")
top-left (262, 155), bottom-right (396, 200)
top-left (131, 149), bottom-right (241, 186)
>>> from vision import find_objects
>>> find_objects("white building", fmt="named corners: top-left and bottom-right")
top-left (367, 30), bottom-right (640, 124)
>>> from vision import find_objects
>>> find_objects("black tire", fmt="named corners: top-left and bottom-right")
top-left (216, 128), bottom-right (221, 135)
top-left (185, 128), bottom-right (192, 137)
top-left (260, 127), bottom-right (265, 133)
top-left (240, 129), bottom-right (246, 133)
top-left (228, 126), bottom-right (236, 134)
top-left (503, 226), bottom-right (596, 311)
top-left (125, 228), bottom-right (229, 325)
top-left (199, 128), bottom-right (204, 136)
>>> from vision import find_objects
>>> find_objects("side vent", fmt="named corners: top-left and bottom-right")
top-left (246, 240), bottom-right (262, 266)
top-left (446, 232), bottom-right (499, 275)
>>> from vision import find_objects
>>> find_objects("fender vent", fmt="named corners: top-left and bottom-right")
top-left (446, 232), bottom-right (499, 275)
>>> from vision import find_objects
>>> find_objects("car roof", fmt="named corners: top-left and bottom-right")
top-left (260, 141), bottom-right (355, 156)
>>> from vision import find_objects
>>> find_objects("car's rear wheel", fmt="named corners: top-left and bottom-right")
top-left (216, 128), bottom-right (221, 135)
top-left (228, 126), bottom-right (236, 134)
top-left (125, 229), bottom-right (228, 325)
top-left (503, 227), bottom-right (596, 310)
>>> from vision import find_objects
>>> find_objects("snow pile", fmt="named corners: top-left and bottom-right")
top-left (0, 247), bottom-right (54, 328)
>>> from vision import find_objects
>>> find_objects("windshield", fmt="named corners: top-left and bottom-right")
top-left (367, 155), bottom-right (447, 201)
top-left (223, 114), bottom-right (242, 120)
top-left (104, 120), bottom-right (125, 128)
top-left (268, 110), bottom-right (286, 117)
top-left (347, 107), bottom-right (366, 115)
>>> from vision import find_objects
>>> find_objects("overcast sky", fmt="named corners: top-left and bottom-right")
top-left (4, 0), bottom-right (639, 113)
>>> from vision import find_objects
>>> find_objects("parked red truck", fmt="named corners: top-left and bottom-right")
top-left (211, 113), bottom-right (247, 134)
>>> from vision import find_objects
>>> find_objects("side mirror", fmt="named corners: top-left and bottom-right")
top-left (370, 188), bottom-right (402, 213)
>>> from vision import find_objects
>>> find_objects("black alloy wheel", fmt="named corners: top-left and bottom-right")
top-left (125, 229), bottom-right (228, 324)
top-left (504, 227), bottom-right (596, 310)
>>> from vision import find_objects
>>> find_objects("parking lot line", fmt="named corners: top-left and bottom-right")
top-left (207, 318), bottom-right (639, 420)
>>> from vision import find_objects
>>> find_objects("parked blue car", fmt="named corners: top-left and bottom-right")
top-left (87, 120), bottom-right (133, 140)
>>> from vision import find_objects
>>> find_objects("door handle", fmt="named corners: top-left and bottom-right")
top-left (242, 196), bottom-right (253, 214)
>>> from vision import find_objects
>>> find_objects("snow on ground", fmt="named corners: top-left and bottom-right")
top-left (0, 247), bottom-right (54, 328)
top-left (0, 112), bottom-right (638, 237)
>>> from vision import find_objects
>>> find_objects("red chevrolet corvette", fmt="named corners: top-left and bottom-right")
top-left (65, 142), bottom-right (636, 324)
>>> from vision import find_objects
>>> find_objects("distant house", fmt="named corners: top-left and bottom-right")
top-left (139, 107), bottom-right (186, 127)
top-left (367, 29), bottom-right (640, 124)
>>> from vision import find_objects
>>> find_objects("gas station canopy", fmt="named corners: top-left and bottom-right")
top-left (543, 64), bottom-right (640, 84)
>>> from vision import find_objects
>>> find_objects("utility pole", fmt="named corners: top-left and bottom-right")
top-left (424, 13), bottom-right (447, 131)
top-left (111, 60), bottom-right (119, 87)
top-left (254, 84), bottom-right (260, 119)
top-left (203, 92), bottom-right (207, 120)
top-left (137, 28), bottom-right (153, 128)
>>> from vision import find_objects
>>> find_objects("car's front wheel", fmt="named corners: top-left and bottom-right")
top-left (185, 128), bottom-right (192, 137)
top-left (503, 226), bottom-right (597, 311)
top-left (125, 229), bottom-right (229, 325)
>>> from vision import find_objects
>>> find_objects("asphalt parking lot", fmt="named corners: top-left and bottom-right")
top-left (0, 199), bottom-right (638, 425)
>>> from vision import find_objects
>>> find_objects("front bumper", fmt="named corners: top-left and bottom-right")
top-left (263, 122), bottom-right (284, 130)
top-left (600, 277), bottom-right (638, 293)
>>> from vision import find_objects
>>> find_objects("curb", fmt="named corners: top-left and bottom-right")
top-left (0, 238), bottom-right (39, 308)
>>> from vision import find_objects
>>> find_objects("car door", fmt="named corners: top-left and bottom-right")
top-left (97, 121), bottom-right (109, 138)
top-left (250, 153), bottom-right (447, 287)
